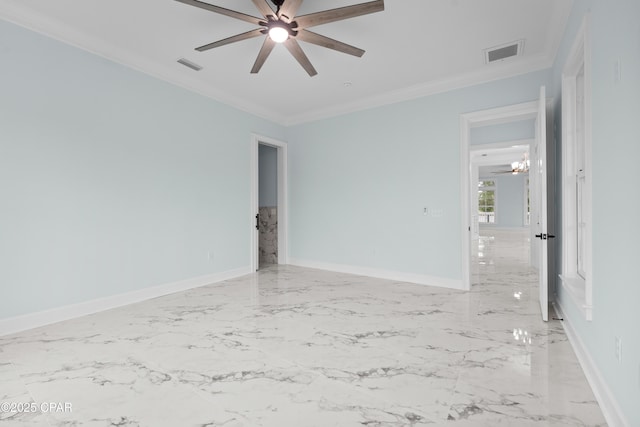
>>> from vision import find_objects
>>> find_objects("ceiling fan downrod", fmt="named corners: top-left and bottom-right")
top-left (271, 0), bottom-right (285, 14)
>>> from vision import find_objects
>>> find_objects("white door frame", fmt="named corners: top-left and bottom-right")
top-left (460, 101), bottom-right (539, 291)
top-left (250, 134), bottom-right (288, 271)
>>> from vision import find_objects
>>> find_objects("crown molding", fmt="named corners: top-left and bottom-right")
top-left (1, 2), bottom-right (565, 128)
top-left (284, 54), bottom-right (553, 126)
top-left (0, 6), bottom-right (288, 125)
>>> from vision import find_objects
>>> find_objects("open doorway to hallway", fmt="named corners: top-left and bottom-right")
top-left (460, 91), bottom-right (555, 322)
top-left (258, 144), bottom-right (278, 267)
top-left (470, 143), bottom-right (534, 293)
top-left (250, 134), bottom-right (288, 272)
top-left (470, 141), bottom-right (532, 240)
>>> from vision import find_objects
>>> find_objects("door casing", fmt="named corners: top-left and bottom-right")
top-left (250, 134), bottom-right (288, 271)
top-left (460, 100), bottom-right (542, 291)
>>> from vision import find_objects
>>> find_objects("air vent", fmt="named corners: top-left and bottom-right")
top-left (177, 58), bottom-right (203, 71)
top-left (484, 40), bottom-right (524, 64)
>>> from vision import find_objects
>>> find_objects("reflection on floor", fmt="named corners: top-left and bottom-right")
top-left (0, 229), bottom-right (606, 426)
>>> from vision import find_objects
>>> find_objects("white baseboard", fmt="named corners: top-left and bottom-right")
top-left (288, 258), bottom-right (464, 291)
top-left (553, 301), bottom-right (629, 427)
top-left (0, 266), bottom-right (252, 337)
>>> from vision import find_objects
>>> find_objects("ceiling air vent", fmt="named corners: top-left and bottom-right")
top-left (484, 40), bottom-right (524, 64)
top-left (177, 58), bottom-right (203, 71)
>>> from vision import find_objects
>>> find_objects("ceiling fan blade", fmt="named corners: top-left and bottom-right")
top-left (278, 0), bottom-right (303, 22)
top-left (196, 29), bottom-right (266, 52)
top-left (251, 0), bottom-right (276, 19)
top-left (294, 0), bottom-right (384, 29)
top-left (296, 30), bottom-right (365, 57)
top-left (283, 38), bottom-right (317, 76)
top-left (175, 0), bottom-right (264, 25)
top-left (251, 37), bottom-right (277, 73)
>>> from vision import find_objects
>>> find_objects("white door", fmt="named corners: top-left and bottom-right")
top-left (535, 86), bottom-right (549, 322)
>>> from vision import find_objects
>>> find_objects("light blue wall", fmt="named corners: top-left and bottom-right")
top-left (471, 119), bottom-right (535, 145)
top-left (480, 174), bottom-right (527, 228)
top-left (259, 145), bottom-right (278, 207)
top-left (0, 20), bottom-right (285, 319)
top-left (286, 69), bottom-right (550, 280)
top-left (550, 1), bottom-right (640, 424)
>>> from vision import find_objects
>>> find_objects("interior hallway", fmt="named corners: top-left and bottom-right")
top-left (0, 230), bottom-right (605, 426)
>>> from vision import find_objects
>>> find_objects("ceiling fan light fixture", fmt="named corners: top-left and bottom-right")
top-left (268, 24), bottom-right (289, 43)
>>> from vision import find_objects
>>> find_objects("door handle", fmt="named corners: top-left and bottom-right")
top-left (256, 213), bottom-right (259, 230)
top-left (535, 233), bottom-right (555, 240)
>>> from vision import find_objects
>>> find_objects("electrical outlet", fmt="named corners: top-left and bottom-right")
top-left (423, 207), bottom-right (429, 216)
top-left (614, 336), bottom-right (622, 363)
top-left (207, 251), bottom-right (214, 263)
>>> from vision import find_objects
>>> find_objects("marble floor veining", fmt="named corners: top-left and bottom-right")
top-left (0, 229), bottom-right (606, 426)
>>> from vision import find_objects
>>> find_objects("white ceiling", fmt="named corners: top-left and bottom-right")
top-left (0, 0), bottom-right (573, 125)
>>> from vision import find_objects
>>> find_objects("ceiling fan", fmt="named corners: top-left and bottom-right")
top-left (175, 0), bottom-right (385, 76)
top-left (493, 153), bottom-right (530, 175)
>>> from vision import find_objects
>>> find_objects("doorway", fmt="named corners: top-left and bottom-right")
top-left (470, 140), bottom-right (532, 239)
top-left (460, 91), bottom-right (554, 321)
top-left (258, 144), bottom-right (278, 267)
top-left (250, 134), bottom-right (288, 271)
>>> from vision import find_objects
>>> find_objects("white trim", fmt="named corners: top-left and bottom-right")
top-left (0, 6), bottom-right (286, 124)
top-left (559, 275), bottom-right (593, 320)
top-left (463, 101), bottom-right (539, 126)
top-left (470, 139), bottom-right (533, 152)
top-left (460, 100), bottom-right (539, 291)
top-left (285, 55), bottom-right (552, 126)
top-left (552, 302), bottom-right (630, 427)
top-left (560, 14), bottom-right (593, 322)
top-left (460, 116), bottom-right (472, 290)
top-left (251, 134), bottom-right (288, 271)
top-left (289, 259), bottom-right (465, 291)
top-left (523, 174), bottom-right (530, 227)
top-left (0, 0), bottom-right (572, 127)
top-left (479, 226), bottom-right (528, 231)
top-left (250, 138), bottom-right (259, 271)
top-left (0, 267), bottom-right (252, 337)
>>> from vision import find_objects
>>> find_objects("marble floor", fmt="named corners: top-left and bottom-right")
top-left (0, 229), bottom-right (606, 426)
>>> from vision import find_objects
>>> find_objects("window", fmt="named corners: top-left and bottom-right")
top-left (560, 15), bottom-right (592, 320)
top-left (478, 180), bottom-right (496, 224)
